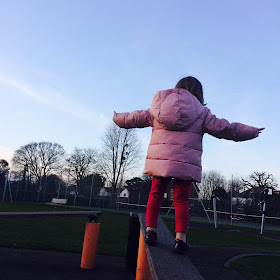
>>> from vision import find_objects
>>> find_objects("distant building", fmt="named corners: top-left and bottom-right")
top-left (232, 197), bottom-right (252, 205)
top-left (119, 188), bottom-right (129, 198)
top-left (99, 187), bottom-right (111, 197)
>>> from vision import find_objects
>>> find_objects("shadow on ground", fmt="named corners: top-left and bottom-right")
top-left (0, 247), bottom-right (133, 280)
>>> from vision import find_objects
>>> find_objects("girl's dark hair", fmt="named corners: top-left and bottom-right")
top-left (175, 76), bottom-right (205, 105)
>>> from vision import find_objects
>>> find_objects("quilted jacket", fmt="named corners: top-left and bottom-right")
top-left (113, 88), bottom-right (259, 182)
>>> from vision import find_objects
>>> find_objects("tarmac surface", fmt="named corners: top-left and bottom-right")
top-left (0, 247), bottom-right (133, 280)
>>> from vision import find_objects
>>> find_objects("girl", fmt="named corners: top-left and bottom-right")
top-left (113, 76), bottom-right (264, 254)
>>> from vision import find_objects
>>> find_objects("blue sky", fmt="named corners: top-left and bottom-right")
top-left (0, 0), bottom-right (279, 184)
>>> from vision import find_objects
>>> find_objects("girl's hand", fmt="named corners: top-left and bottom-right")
top-left (258, 128), bottom-right (265, 133)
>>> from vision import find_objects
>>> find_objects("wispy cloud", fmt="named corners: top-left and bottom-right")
top-left (0, 76), bottom-right (50, 103)
top-left (0, 75), bottom-right (110, 129)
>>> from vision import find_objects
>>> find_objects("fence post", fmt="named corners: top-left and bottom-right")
top-left (213, 196), bottom-right (218, 229)
top-left (1, 171), bottom-right (8, 202)
top-left (260, 187), bottom-right (269, 235)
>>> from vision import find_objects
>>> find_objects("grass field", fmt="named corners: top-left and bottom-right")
top-left (230, 255), bottom-right (280, 280)
top-left (1, 202), bottom-right (280, 257)
top-left (0, 202), bottom-right (129, 256)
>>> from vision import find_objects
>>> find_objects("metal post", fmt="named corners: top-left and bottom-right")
top-left (74, 184), bottom-right (78, 206)
top-left (15, 181), bottom-right (19, 201)
top-left (260, 187), bottom-right (268, 235)
top-left (89, 174), bottom-right (95, 207)
top-left (42, 175), bottom-right (47, 203)
top-left (37, 175), bottom-right (42, 203)
top-left (8, 172), bottom-right (13, 203)
top-left (231, 175), bottom-right (233, 225)
top-left (116, 187), bottom-right (120, 211)
top-left (65, 172), bottom-right (69, 199)
top-left (23, 174), bottom-right (28, 201)
top-left (57, 181), bottom-right (61, 198)
top-left (2, 171), bottom-right (8, 202)
top-left (193, 182), bottom-right (212, 223)
top-left (165, 203), bottom-right (174, 217)
top-left (116, 173), bottom-right (123, 211)
top-left (260, 202), bottom-right (266, 235)
top-left (213, 196), bottom-right (218, 229)
top-left (57, 171), bottom-right (62, 198)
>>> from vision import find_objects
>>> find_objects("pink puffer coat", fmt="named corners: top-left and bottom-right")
top-left (113, 88), bottom-right (259, 182)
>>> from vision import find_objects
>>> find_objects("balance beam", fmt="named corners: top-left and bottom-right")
top-left (136, 213), bottom-right (204, 280)
top-left (0, 211), bottom-right (101, 219)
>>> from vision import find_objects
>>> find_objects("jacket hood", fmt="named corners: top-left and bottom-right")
top-left (150, 88), bottom-right (204, 130)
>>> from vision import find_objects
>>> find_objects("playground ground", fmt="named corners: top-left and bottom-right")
top-left (1, 243), bottom-right (279, 280)
top-left (1, 223), bottom-right (280, 280)
top-left (1, 202), bottom-right (280, 279)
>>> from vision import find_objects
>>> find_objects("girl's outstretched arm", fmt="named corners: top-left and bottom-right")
top-left (113, 109), bottom-right (153, 129)
top-left (202, 108), bottom-right (261, 141)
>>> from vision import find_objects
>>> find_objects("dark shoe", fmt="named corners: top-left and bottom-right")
top-left (173, 239), bottom-right (190, 255)
top-left (144, 230), bottom-right (157, 245)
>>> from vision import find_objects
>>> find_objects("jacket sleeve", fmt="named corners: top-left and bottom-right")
top-left (113, 109), bottom-right (153, 129)
top-left (202, 108), bottom-right (259, 141)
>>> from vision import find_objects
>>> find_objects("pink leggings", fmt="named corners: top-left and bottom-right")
top-left (146, 177), bottom-right (192, 233)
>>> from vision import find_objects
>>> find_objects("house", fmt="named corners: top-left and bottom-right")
top-left (119, 188), bottom-right (129, 198)
top-left (99, 187), bottom-right (111, 197)
top-left (232, 197), bottom-right (252, 205)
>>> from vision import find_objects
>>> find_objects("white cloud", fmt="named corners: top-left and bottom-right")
top-left (0, 75), bottom-right (110, 129)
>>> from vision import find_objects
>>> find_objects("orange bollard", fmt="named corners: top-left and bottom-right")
top-left (135, 230), bottom-right (152, 280)
top-left (80, 220), bottom-right (100, 269)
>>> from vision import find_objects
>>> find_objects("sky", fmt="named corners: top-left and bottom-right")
top-left (0, 0), bottom-right (279, 185)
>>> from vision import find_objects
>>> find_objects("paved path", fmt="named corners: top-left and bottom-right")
top-left (1, 245), bottom-right (280, 280)
top-left (0, 247), bottom-right (133, 280)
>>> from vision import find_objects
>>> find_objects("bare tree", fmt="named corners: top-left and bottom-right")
top-left (66, 147), bottom-right (98, 189)
top-left (241, 172), bottom-right (278, 214)
top-left (99, 122), bottom-right (142, 207)
top-left (12, 142), bottom-right (65, 182)
top-left (231, 177), bottom-right (243, 194)
top-left (198, 170), bottom-right (227, 200)
top-left (242, 171), bottom-right (278, 191)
